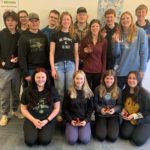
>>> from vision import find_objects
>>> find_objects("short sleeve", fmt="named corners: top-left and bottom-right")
top-left (21, 87), bottom-right (30, 105)
top-left (74, 33), bottom-right (80, 43)
top-left (50, 31), bottom-right (58, 43)
top-left (51, 86), bottom-right (61, 103)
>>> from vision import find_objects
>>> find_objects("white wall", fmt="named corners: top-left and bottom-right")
top-left (18, 0), bottom-right (150, 29)
top-left (18, 0), bottom-right (150, 92)
top-left (1, 0), bottom-right (149, 91)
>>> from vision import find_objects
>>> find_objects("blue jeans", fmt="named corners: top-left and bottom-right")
top-left (54, 61), bottom-right (75, 100)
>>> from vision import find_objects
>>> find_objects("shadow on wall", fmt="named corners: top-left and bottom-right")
top-left (142, 60), bottom-right (150, 92)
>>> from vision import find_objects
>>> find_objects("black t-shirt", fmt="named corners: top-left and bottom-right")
top-left (51, 31), bottom-right (79, 63)
top-left (21, 86), bottom-right (60, 120)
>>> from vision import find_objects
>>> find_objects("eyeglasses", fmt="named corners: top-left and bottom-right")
top-left (49, 16), bottom-right (58, 20)
top-left (19, 16), bottom-right (28, 19)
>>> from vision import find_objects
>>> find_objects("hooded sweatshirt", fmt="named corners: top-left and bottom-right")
top-left (0, 28), bottom-right (20, 69)
top-left (18, 30), bottom-right (49, 77)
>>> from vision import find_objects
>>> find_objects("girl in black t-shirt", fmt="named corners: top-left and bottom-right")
top-left (50, 12), bottom-right (79, 122)
top-left (21, 67), bottom-right (60, 146)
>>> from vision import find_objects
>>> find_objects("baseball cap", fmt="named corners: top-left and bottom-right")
top-left (28, 12), bottom-right (39, 20)
top-left (77, 7), bottom-right (87, 14)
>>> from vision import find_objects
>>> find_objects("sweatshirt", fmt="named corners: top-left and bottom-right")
top-left (112, 27), bottom-right (148, 77)
top-left (136, 19), bottom-right (150, 60)
top-left (122, 87), bottom-right (150, 125)
top-left (103, 23), bottom-right (118, 69)
top-left (94, 85), bottom-right (122, 118)
top-left (79, 38), bottom-right (107, 73)
top-left (0, 28), bottom-right (20, 69)
top-left (18, 30), bottom-right (49, 77)
top-left (63, 90), bottom-right (93, 123)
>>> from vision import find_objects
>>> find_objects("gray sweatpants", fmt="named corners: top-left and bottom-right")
top-left (0, 68), bottom-right (21, 115)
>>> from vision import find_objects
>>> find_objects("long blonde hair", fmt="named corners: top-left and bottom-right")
top-left (119, 11), bottom-right (137, 43)
top-left (58, 11), bottom-right (75, 39)
top-left (68, 70), bottom-right (93, 99)
top-left (99, 70), bottom-right (120, 100)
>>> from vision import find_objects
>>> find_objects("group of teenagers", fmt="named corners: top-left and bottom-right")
top-left (0, 2), bottom-right (150, 147)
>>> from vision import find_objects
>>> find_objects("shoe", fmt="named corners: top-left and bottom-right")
top-left (91, 112), bottom-right (95, 121)
top-left (11, 111), bottom-right (24, 119)
top-left (0, 115), bottom-right (8, 126)
top-left (56, 115), bottom-right (63, 122)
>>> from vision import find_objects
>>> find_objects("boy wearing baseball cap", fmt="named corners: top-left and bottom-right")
top-left (74, 7), bottom-right (89, 42)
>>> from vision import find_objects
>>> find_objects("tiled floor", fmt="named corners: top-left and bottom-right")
top-left (0, 117), bottom-right (150, 150)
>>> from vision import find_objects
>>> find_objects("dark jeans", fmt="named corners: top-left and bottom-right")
top-left (120, 121), bottom-right (150, 146)
top-left (95, 116), bottom-right (120, 142)
top-left (85, 72), bottom-right (101, 92)
top-left (23, 119), bottom-right (55, 146)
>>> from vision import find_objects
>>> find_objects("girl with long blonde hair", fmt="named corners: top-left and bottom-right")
top-left (112, 11), bottom-right (148, 89)
top-left (63, 70), bottom-right (93, 145)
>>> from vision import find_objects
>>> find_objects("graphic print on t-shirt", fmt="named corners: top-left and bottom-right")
top-left (124, 97), bottom-right (139, 125)
top-left (33, 98), bottom-right (49, 114)
top-left (59, 36), bottom-right (73, 50)
top-left (29, 38), bottom-right (45, 52)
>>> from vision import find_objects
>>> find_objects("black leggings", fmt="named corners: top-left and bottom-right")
top-left (120, 121), bottom-right (150, 146)
top-left (23, 119), bottom-right (55, 146)
top-left (85, 72), bottom-right (101, 92)
top-left (95, 116), bottom-right (120, 142)
top-left (117, 76), bottom-right (127, 90)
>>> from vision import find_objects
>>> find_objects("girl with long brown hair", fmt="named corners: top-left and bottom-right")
top-left (80, 19), bottom-right (107, 92)
top-left (94, 69), bottom-right (121, 142)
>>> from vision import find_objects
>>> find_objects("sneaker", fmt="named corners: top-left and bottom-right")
top-left (11, 111), bottom-right (24, 119)
top-left (0, 115), bottom-right (8, 126)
